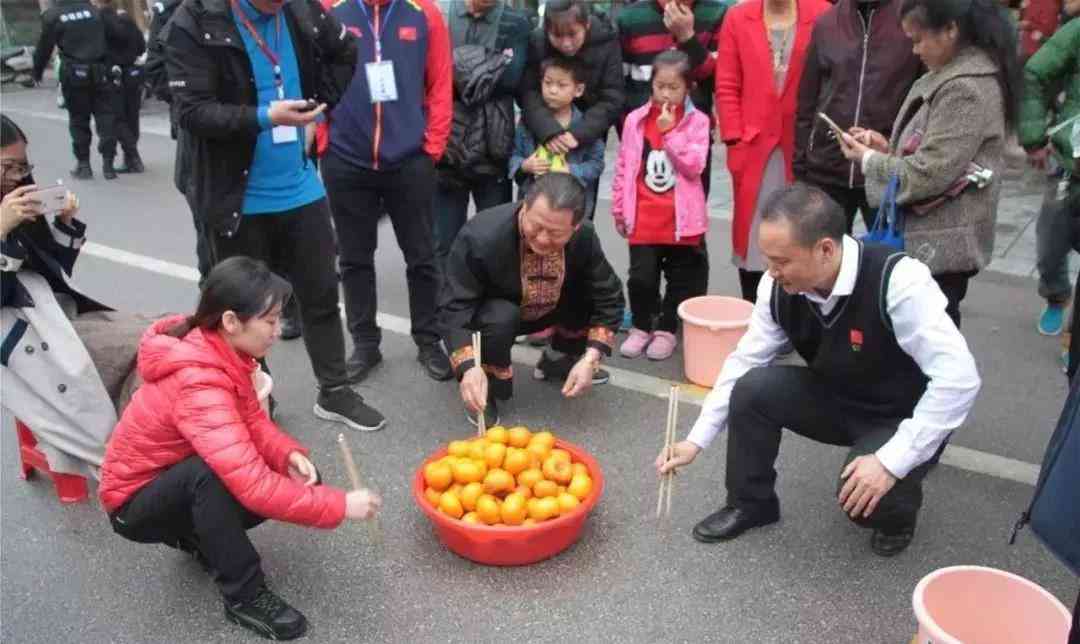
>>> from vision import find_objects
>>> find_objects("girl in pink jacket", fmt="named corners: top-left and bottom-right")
top-left (612, 50), bottom-right (711, 361)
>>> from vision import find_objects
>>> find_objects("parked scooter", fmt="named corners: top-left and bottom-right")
top-left (1, 46), bottom-right (37, 88)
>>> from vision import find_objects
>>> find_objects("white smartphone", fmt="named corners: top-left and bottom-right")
top-left (817, 112), bottom-right (847, 140)
top-left (28, 185), bottom-right (69, 216)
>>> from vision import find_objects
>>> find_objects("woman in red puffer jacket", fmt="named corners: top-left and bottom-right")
top-left (99, 256), bottom-right (379, 642)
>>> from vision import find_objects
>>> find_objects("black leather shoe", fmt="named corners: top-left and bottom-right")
top-left (418, 342), bottom-right (452, 381)
top-left (70, 161), bottom-right (92, 180)
top-left (116, 151), bottom-right (144, 174)
top-left (691, 505), bottom-right (779, 543)
top-left (280, 300), bottom-right (301, 341)
top-left (870, 526), bottom-right (915, 557)
top-left (102, 157), bottom-right (117, 180)
top-left (346, 347), bottom-right (382, 384)
top-left (224, 585), bottom-right (308, 640)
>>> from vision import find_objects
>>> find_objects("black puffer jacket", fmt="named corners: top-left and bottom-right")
top-left (440, 45), bottom-right (515, 184)
top-left (518, 14), bottom-right (624, 147)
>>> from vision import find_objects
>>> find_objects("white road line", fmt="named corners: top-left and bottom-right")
top-left (81, 242), bottom-right (1041, 486)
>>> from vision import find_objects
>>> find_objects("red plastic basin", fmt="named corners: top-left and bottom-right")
top-left (412, 438), bottom-right (604, 566)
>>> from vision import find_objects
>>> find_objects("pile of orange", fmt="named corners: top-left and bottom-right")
top-left (422, 426), bottom-right (594, 527)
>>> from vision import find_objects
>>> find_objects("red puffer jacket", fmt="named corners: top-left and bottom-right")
top-left (99, 316), bottom-right (346, 528)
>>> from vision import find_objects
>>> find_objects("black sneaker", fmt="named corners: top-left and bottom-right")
top-left (280, 299), bottom-right (302, 341)
top-left (466, 396), bottom-right (499, 427)
top-left (70, 161), bottom-right (92, 180)
top-left (224, 585), bottom-right (308, 641)
top-left (418, 342), bottom-right (452, 381)
top-left (533, 351), bottom-right (610, 385)
top-left (102, 156), bottom-right (117, 180)
top-left (116, 151), bottom-right (144, 173)
top-left (346, 347), bottom-right (383, 384)
top-left (314, 385), bottom-right (386, 432)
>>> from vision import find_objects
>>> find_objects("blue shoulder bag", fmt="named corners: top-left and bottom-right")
top-left (861, 174), bottom-right (904, 251)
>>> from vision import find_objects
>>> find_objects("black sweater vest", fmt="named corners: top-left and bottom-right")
top-left (770, 242), bottom-right (929, 419)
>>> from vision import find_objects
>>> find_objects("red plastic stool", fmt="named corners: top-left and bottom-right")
top-left (15, 419), bottom-right (89, 503)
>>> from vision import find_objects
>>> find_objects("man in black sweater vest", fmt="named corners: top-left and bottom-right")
top-left (656, 183), bottom-right (981, 556)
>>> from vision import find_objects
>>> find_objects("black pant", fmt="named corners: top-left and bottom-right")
top-left (432, 173), bottom-right (511, 265)
top-left (109, 456), bottom-right (267, 602)
top-left (726, 366), bottom-right (931, 533)
top-left (114, 65), bottom-right (143, 156)
top-left (738, 269), bottom-right (764, 303)
top-left (817, 182), bottom-right (872, 233)
top-left (210, 198), bottom-right (349, 389)
top-left (463, 296), bottom-right (596, 401)
top-left (322, 151), bottom-right (441, 350)
top-left (628, 243), bottom-right (709, 333)
top-left (61, 64), bottom-right (117, 161)
top-left (933, 271), bottom-right (975, 329)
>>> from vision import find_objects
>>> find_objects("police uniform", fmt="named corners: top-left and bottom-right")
top-left (101, 5), bottom-right (146, 172)
top-left (32, 0), bottom-right (119, 179)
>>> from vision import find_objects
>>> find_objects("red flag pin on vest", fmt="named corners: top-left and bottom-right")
top-left (850, 329), bottom-right (863, 352)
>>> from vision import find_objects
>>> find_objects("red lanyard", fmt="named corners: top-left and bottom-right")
top-left (231, 0), bottom-right (284, 95)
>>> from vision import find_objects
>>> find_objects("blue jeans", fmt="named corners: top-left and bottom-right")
top-left (433, 174), bottom-right (512, 265)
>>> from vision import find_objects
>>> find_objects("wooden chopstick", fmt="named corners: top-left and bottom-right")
top-left (657, 385), bottom-right (676, 520)
top-left (472, 331), bottom-right (486, 437)
top-left (337, 433), bottom-right (382, 544)
top-left (665, 386), bottom-right (679, 517)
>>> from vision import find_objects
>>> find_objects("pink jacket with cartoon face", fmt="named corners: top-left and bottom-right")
top-left (611, 98), bottom-right (712, 241)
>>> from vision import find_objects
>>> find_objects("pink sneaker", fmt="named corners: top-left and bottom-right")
top-left (646, 331), bottom-right (677, 360)
top-left (619, 328), bottom-right (653, 358)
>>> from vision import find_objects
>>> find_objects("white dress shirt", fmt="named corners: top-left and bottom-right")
top-left (687, 235), bottom-right (982, 479)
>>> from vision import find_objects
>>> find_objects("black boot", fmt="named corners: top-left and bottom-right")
top-left (102, 156), bottom-right (117, 180)
top-left (280, 298), bottom-right (302, 340)
top-left (116, 150), bottom-right (144, 174)
top-left (70, 160), bottom-right (93, 180)
top-left (224, 585), bottom-right (308, 640)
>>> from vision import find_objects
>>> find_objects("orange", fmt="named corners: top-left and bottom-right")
top-left (472, 459), bottom-right (489, 478)
top-left (549, 448), bottom-right (572, 463)
top-left (526, 497), bottom-right (541, 518)
top-left (535, 496), bottom-right (561, 521)
top-left (475, 494), bottom-right (501, 525)
top-left (462, 512), bottom-right (481, 524)
top-left (424, 461), bottom-right (453, 491)
top-left (503, 448), bottom-right (530, 476)
top-left (568, 473), bottom-right (592, 500)
top-left (557, 492), bottom-right (580, 514)
top-left (507, 426), bottom-right (532, 448)
top-left (557, 486), bottom-right (567, 496)
top-left (438, 491), bottom-right (464, 519)
top-left (424, 486), bottom-right (442, 507)
top-left (467, 439), bottom-right (489, 461)
top-left (483, 468), bottom-right (516, 496)
top-left (571, 463), bottom-right (589, 478)
top-left (517, 468), bottom-right (544, 489)
top-left (514, 484), bottom-right (533, 499)
top-left (533, 479), bottom-right (558, 498)
top-left (484, 443), bottom-right (507, 469)
top-left (531, 431), bottom-right (556, 450)
top-left (447, 483), bottom-right (464, 498)
top-left (485, 426), bottom-right (509, 445)
top-left (523, 518), bottom-right (537, 526)
top-left (526, 440), bottom-right (551, 461)
top-left (452, 459), bottom-right (484, 485)
top-left (460, 482), bottom-right (484, 512)
top-left (542, 455), bottom-right (573, 484)
top-left (500, 492), bottom-right (528, 525)
top-left (447, 440), bottom-right (471, 458)
top-left (526, 450), bottom-right (543, 471)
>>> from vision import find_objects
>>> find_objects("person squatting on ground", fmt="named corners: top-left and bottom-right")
top-left (612, 50), bottom-right (710, 362)
top-left (440, 172), bottom-right (625, 426)
top-left (99, 257), bottom-right (381, 641)
top-left (32, 0), bottom-right (120, 180)
top-left (656, 183), bottom-right (981, 557)
top-left (837, 0), bottom-right (1021, 329)
top-left (318, 0), bottom-right (455, 384)
top-left (96, 0), bottom-right (147, 174)
top-left (165, 0), bottom-right (387, 431)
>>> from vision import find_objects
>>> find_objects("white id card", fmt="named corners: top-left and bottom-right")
top-left (365, 60), bottom-right (398, 103)
top-left (272, 125), bottom-right (298, 144)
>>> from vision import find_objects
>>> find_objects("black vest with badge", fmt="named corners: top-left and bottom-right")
top-left (770, 241), bottom-right (929, 419)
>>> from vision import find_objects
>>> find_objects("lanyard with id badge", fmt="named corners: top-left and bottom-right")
top-left (358, 0), bottom-right (400, 103)
top-left (232, 0), bottom-right (300, 144)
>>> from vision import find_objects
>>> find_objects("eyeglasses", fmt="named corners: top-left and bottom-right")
top-left (1, 161), bottom-right (33, 178)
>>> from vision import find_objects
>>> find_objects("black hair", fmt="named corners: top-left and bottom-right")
top-left (760, 183), bottom-right (846, 247)
top-left (1, 114), bottom-right (28, 147)
top-left (544, 0), bottom-right (590, 35)
top-left (899, 0), bottom-right (1021, 131)
top-left (539, 56), bottom-right (587, 85)
top-left (166, 256), bottom-right (292, 338)
top-left (524, 172), bottom-right (588, 225)
top-left (651, 49), bottom-right (693, 87)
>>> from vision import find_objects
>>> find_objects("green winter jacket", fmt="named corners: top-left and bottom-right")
top-left (1019, 18), bottom-right (1080, 174)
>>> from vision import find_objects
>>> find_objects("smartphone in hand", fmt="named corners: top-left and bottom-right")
top-left (28, 185), bottom-right (69, 216)
top-left (817, 112), bottom-right (846, 141)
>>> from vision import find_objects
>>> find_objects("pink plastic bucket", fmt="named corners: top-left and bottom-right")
top-left (677, 296), bottom-right (754, 387)
top-left (912, 566), bottom-right (1073, 644)
top-left (253, 370), bottom-right (273, 414)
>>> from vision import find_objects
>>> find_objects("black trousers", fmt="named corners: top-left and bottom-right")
top-left (61, 65), bottom-right (117, 162)
top-left (108, 456), bottom-right (266, 602)
top-left (114, 65), bottom-right (143, 156)
top-left (432, 173), bottom-right (512, 266)
top-left (210, 198), bottom-right (350, 389)
top-left (933, 271), bottom-right (975, 329)
top-left (738, 269), bottom-right (764, 303)
top-left (464, 297), bottom-right (596, 401)
top-left (322, 151), bottom-right (441, 350)
top-left (627, 243), bottom-right (709, 333)
top-left (817, 182), bottom-right (873, 233)
top-left (726, 366), bottom-right (931, 533)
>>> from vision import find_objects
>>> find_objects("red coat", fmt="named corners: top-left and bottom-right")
top-left (715, 0), bottom-right (829, 262)
top-left (99, 316), bottom-right (346, 529)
